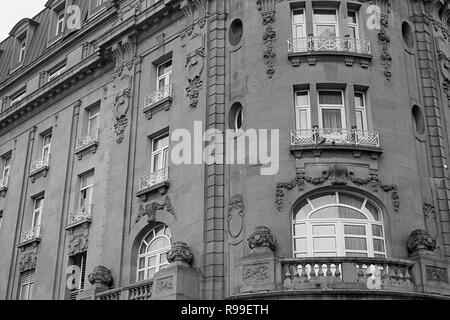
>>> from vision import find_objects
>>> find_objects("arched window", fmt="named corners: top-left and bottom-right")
top-left (137, 224), bottom-right (172, 282)
top-left (293, 191), bottom-right (386, 258)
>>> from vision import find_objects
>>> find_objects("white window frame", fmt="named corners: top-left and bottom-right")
top-left (292, 191), bottom-right (386, 258)
top-left (48, 63), bottom-right (67, 82)
top-left (347, 10), bottom-right (359, 39)
top-left (318, 90), bottom-right (346, 129)
top-left (313, 8), bottom-right (340, 38)
top-left (70, 252), bottom-right (87, 299)
top-left (151, 133), bottom-right (169, 173)
top-left (292, 8), bottom-right (307, 39)
top-left (295, 90), bottom-right (311, 131)
top-left (19, 270), bottom-right (35, 300)
top-left (42, 133), bottom-right (52, 159)
top-left (137, 225), bottom-right (172, 282)
top-left (56, 11), bottom-right (65, 36)
top-left (2, 156), bottom-right (11, 179)
top-left (87, 106), bottom-right (100, 134)
top-left (80, 173), bottom-right (94, 208)
top-left (156, 60), bottom-right (172, 91)
top-left (10, 90), bottom-right (26, 105)
top-left (32, 197), bottom-right (44, 228)
top-left (19, 39), bottom-right (27, 63)
top-left (354, 91), bottom-right (368, 131)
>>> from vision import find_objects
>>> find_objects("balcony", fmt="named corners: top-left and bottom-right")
top-left (143, 85), bottom-right (173, 120)
top-left (0, 175), bottom-right (9, 197)
top-left (75, 130), bottom-right (100, 160)
top-left (29, 155), bottom-right (50, 182)
top-left (136, 167), bottom-right (170, 200)
top-left (18, 225), bottom-right (41, 248)
top-left (290, 128), bottom-right (383, 159)
top-left (96, 279), bottom-right (153, 300)
top-left (66, 205), bottom-right (93, 230)
top-left (287, 36), bottom-right (373, 67)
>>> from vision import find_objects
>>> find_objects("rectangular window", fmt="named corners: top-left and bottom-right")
top-left (19, 39), bottom-right (27, 63)
top-left (10, 89), bottom-right (26, 106)
top-left (151, 134), bottom-right (169, 173)
top-left (2, 155), bottom-right (11, 180)
top-left (87, 106), bottom-right (100, 134)
top-left (292, 9), bottom-right (306, 39)
top-left (318, 90), bottom-right (346, 129)
top-left (19, 270), bottom-right (35, 300)
top-left (347, 10), bottom-right (359, 39)
top-left (70, 253), bottom-right (87, 300)
top-left (295, 91), bottom-right (311, 131)
top-left (32, 197), bottom-right (44, 228)
top-left (354, 92), bottom-right (367, 131)
top-left (80, 173), bottom-right (94, 208)
top-left (48, 63), bottom-right (67, 82)
top-left (56, 11), bottom-right (65, 36)
top-left (157, 60), bottom-right (172, 91)
top-left (42, 133), bottom-right (52, 159)
top-left (0, 211), bottom-right (3, 232)
top-left (313, 8), bottom-right (339, 38)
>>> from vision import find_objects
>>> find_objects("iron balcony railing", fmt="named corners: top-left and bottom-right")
top-left (144, 84), bottom-right (172, 108)
top-left (75, 129), bottom-right (99, 153)
top-left (30, 154), bottom-right (50, 175)
top-left (288, 36), bottom-right (372, 55)
top-left (291, 128), bottom-right (380, 148)
top-left (68, 205), bottom-right (93, 226)
top-left (20, 225), bottom-right (41, 244)
top-left (139, 167), bottom-right (169, 192)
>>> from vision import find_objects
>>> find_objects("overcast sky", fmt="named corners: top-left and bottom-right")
top-left (0, 0), bottom-right (47, 42)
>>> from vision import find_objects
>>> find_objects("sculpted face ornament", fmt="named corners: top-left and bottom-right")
top-left (247, 226), bottom-right (276, 251)
top-left (166, 242), bottom-right (193, 266)
top-left (407, 229), bottom-right (437, 255)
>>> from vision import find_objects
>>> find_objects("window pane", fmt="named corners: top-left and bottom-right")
top-left (154, 135), bottom-right (169, 151)
top-left (313, 237), bottom-right (336, 250)
top-left (347, 11), bottom-right (357, 24)
top-left (294, 223), bottom-right (306, 236)
top-left (294, 238), bottom-right (307, 251)
top-left (365, 201), bottom-right (380, 221)
top-left (160, 253), bottom-right (168, 264)
top-left (144, 232), bottom-right (154, 244)
top-left (294, 200), bottom-right (312, 220)
top-left (322, 109), bottom-right (342, 128)
top-left (139, 257), bottom-right (145, 269)
top-left (344, 225), bottom-right (366, 235)
top-left (338, 207), bottom-right (367, 220)
top-left (372, 225), bottom-right (384, 237)
top-left (310, 193), bottom-right (336, 208)
top-left (138, 271), bottom-right (145, 281)
top-left (313, 9), bottom-right (337, 21)
top-left (293, 9), bottom-right (305, 24)
top-left (356, 110), bottom-right (364, 130)
top-left (314, 252), bottom-right (337, 257)
top-left (298, 109), bottom-right (308, 130)
top-left (296, 92), bottom-right (309, 106)
top-left (339, 193), bottom-right (364, 209)
top-left (345, 237), bottom-right (367, 250)
top-left (149, 237), bottom-right (170, 251)
top-left (147, 256), bottom-right (156, 267)
top-left (312, 225), bottom-right (335, 235)
top-left (147, 268), bottom-right (155, 279)
top-left (316, 25), bottom-right (337, 38)
top-left (310, 207), bottom-right (338, 219)
top-left (373, 239), bottom-right (385, 252)
top-left (158, 61), bottom-right (172, 77)
top-left (319, 91), bottom-right (343, 105)
top-left (354, 93), bottom-right (364, 107)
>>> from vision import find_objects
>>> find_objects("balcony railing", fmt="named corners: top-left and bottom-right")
top-left (75, 129), bottom-right (99, 154)
top-left (288, 37), bottom-right (372, 55)
top-left (281, 257), bottom-right (415, 292)
top-left (291, 128), bottom-right (380, 148)
top-left (68, 205), bottom-right (93, 227)
top-left (144, 84), bottom-right (172, 108)
top-left (20, 225), bottom-right (41, 244)
top-left (30, 154), bottom-right (50, 175)
top-left (97, 279), bottom-right (153, 300)
top-left (138, 167), bottom-right (169, 192)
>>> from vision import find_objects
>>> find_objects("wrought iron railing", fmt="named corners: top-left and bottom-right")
top-left (281, 257), bottom-right (415, 292)
top-left (288, 37), bottom-right (372, 55)
top-left (75, 130), bottom-right (99, 153)
top-left (291, 128), bottom-right (380, 148)
top-left (97, 279), bottom-right (153, 300)
top-left (139, 167), bottom-right (169, 192)
top-left (20, 225), bottom-right (41, 244)
top-left (68, 205), bottom-right (93, 226)
top-left (145, 84), bottom-right (172, 108)
top-left (30, 154), bottom-right (50, 175)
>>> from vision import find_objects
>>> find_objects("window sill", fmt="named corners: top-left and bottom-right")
top-left (17, 237), bottom-right (41, 249)
top-left (65, 218), bottom-right (92, 232)
top-left (29, 165), bottom-right (50, 182)
top-left (143, 96), bottom-right (173, 120)
top-left (288, 51), bottom-right (373, 68)
top-left (136, 181), bottom-right (170, 201)
top-left (75, 140), bottom-right (99, 160)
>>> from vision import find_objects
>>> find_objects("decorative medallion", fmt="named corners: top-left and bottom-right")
top-left (227, 195), bottom-right (245, 239)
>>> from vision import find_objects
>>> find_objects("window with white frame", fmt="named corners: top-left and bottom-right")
top-left (80, 173), bottom-right (94, 208)
top-left (2, 155), bottom-right (11, 180)
top-left (295, 91), bottom-right (311, 131)
top-left (293, 191), bottom-right (386, 258)
top-left (19, 270), bottom-right (35, 300)
top-left (32, 197), bottom-right (44, 229)
top-left (347, 10), bottom-right (359, 39)
top-left (48, 63), bottom-right (67, 82)
top-left (69, 252), bottom-right (87, 300)
top-left (313, 9), bottom-right (339, 38)
top-left (56, 11), bottom-right (65, 36)
top-left (42, 133), bottom-right (52, 159)
top-left (87, 105), bottom-right (100, 134)
top-left (354, 91), bottom-right (368, 131)
top-left (318, 90), bottom-right (346, 129)
top-left (151, 134), bottom-right (169, 173)
top-left (292, 9), bottom-right (306, 39)
top-left (137, 224), bottom-right (172, 282)
top-left (0, 211), bottom-right (3, 232)
top-left (19, 38), bottom-right (27, 63)
top-left (157, 60), bottom-right (172, 91)
top-left (10, 89), bottom-right (26, 106)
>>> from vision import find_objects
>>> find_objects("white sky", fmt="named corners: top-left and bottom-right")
top-left (0, 0), bottom-right (48, 43)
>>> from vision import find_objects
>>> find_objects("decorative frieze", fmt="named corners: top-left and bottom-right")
top-left (68, 234), bottom-right (89, 257)
top-left (136, 195), bottom-right (175, 224)
top-left (247, 226), bottom-right (276, 251)
top-left (166, 242), bottom-right (193, 266)
top-left (19, 251), bottom-right (37, 272)
top-left (275, 166), bottom-right (399, 213)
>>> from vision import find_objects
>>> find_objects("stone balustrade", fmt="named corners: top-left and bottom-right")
top-left (97, 279), bottom-right (154, 300)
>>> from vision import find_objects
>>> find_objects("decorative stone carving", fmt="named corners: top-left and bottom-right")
top-left (19, 252), bottom-right (37, 272)
top-left (378, 13), bottom-right (392, 80)
top-left (68, 234), bottom-right (89, 257)
top-left (166, 241), bottom-right (193, 265)
top-left (228, 195), bottom-right (245, 239)
top-left (157, 276), bottom-right (174, 293)
top-left (275, 166), bottom-right (400, 212)
top-left (243, 263), bottom-right (269, 282)
top-left (426, 265), bottom-right (449, 283)
top-left (247, 226), bottom-right (276, 251)
top-left (179, 0), bottom-right (207, 38)
top-left (136, 195), bottom-right (175, 224)
top-left (407, 229), bottom-right (437, 254)
top-left (436, 35), bottom-right (450, 104)
top-left (256, 0), bottom-right (279, 78)
top-left (88, 265), bottom-right (113, 287)
top-left (185, 35), bottom-right (205, 109)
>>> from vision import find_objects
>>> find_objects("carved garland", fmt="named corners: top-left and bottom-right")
top-left (275, 166), bottom-right (399, 213)
top-left (378, 12), bottom-right (392, 80)
top-left (136, 195), bottom-right (176, 224)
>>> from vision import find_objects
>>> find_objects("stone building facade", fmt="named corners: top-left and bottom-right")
top-left (0, 0), bottom-right (450, 300)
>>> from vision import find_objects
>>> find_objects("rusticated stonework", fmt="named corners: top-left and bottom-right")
top-left (247, 226), bottom-right (276, 251)
top-left (275, 166), bottom-right (400, 212)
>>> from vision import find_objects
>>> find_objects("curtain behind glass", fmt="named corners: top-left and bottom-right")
top-left (322, 109), bottom-right (342, 128)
